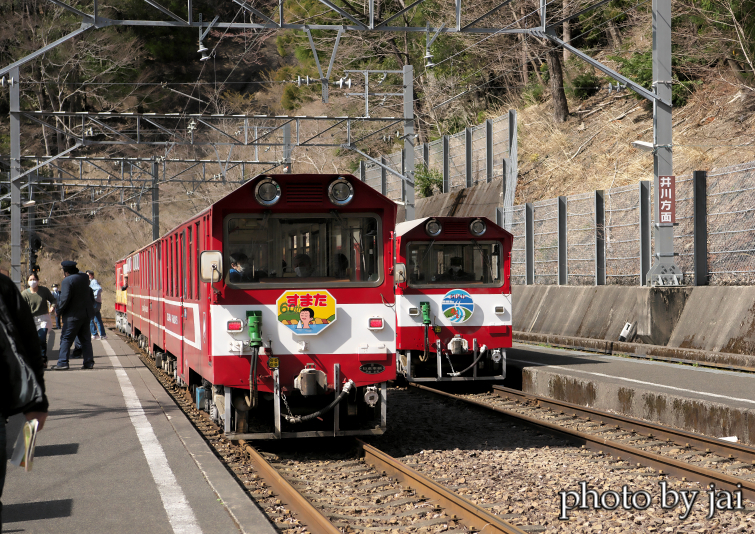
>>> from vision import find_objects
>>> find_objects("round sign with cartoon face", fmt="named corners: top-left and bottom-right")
top-left (277, 290), bottom-right (337, 335)
top-left (441, 289), bottom-right (474, 323)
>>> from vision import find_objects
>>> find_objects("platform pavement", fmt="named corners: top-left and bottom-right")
top-left (3, 330), bottom-right (277, 534)
top-left (507, 342), bottom-right (755, 446)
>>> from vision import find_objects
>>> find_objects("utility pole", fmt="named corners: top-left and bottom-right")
top-left (646, 0), bottom-right (681, 285)
top-left (403, 64), bottom-right (415, 221)
top-left (9, 67), bottom-right (21, 287)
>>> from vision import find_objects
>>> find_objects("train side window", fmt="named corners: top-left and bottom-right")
top-left (169, 236), bottom-right (175, 297)
top-left (181, 230), bottom-right (187, 298)
top-left (195, 221), bottom-right (201, 298)
top-left (187, 227), bottom-right (193, 300)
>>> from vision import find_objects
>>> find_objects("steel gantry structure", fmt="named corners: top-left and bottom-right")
top-left (2, 0), bottom-right (679, 286)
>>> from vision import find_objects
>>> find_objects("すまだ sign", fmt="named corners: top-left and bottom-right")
top-left (277, 290), bottom-right (337, 335)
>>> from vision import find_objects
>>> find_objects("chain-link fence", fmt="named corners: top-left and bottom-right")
top-left (674, 176), bottom-right (694, 280)
top-left (707, 162), bottom-right (755, 284)
top-left (605, 184), bottom-right (642, 285)
top-left (509, 205), bottom-right (527, 286)
top-left (491, 114), bottom-right (509, 181)
top-left (566, 192), bottom-right (595, 285)
top-left (533, 198), bottom-right (559, 285)
top-left (448, 131), bottom-right (466, 191)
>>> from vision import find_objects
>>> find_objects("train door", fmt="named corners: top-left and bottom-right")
top-left (179, 223), bottom-right (200, 383)
top-left (156, 242), bottom-right (164, 353)
top-left (177, 229), bottom-right (187, 381)
top-left (149, 245), bottom-right (159, 353)
top-left (163, 233), bottom-right (183, 370)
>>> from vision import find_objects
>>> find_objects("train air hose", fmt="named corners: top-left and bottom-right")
top-left (421, 324), bottom-right (430, 362)
top-left (448, 345), bottom-right (488, 377)
top-left (250, 346), bottom-right (259, 409)
top-left (283, 380), bottom-right (355, 424)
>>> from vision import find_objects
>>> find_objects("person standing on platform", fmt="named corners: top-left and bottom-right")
top-left (21, 273), bottom-right (56, 367)
top-left (0, 272), bottom-right (49, 531)
top-left (52, 261), bottom-right (95, 370)
top-left (51, 283), bottom-right (61, 329)
top-left (86, 270), bottom-right (106, 340)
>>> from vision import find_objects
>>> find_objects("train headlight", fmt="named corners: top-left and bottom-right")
top-left (328, 178), bottom-right (354, 206)
top-left (255, 177), bottom-right (281, 206)
top-left (425, 218), bottom-right (442, 237)
top-left (469, 218), bottom-right (486, 236)
top-left (408, 307), bottom-right (419, 316)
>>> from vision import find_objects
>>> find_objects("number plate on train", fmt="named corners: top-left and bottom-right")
top-left (360, 363), bottom-right (385, 374)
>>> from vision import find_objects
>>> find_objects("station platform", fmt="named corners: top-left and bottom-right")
top-left (507, 342), bottom-right (755, 446)
top-left (3, 330), bottom-right (276, 534)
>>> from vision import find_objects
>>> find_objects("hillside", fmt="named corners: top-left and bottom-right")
top-left (1, 0), bottom-right (755, 315)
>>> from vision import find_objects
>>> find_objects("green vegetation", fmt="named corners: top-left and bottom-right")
top-left (414, 164), bottom-right (443, 198)
top-left (568, 72), bottom-right (603, 100)
top-left (610, 51), bottom-right (699, 107)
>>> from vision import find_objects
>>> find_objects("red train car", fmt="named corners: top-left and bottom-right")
top-left (115, 174), bottom-right (396, 438)
top-left (393, 217), bottom-right (513, 381)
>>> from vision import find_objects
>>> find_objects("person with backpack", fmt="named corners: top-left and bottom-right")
top-left (51, 261), bottom-right (95, 370)
top-left (0, 272), bottom-right (49, 531)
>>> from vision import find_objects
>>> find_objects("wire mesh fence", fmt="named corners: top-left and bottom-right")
top-left (448, 131), bottom-right (466, 191)
top-left (674, 176), bottom-right (694, 281)
top-left (566, 192), bottom-right (595, 285)
top-left (509, 205), bottom-right (527, 286)
top-left (471, 126), bottom-right (487, 187)
top-left (706, 162), bottom-right (755, 284)
top-left (491, 115), bottom-right (509, 181)
top-left (605, 184), bottom-right (641, 285)
top-left (383, 152), bottom-right (403, 201)
top-left (364, 161), bottom-right (382, 194)
top-left (533, 198), bottom-right (559, 285)
top-left (427, 140), bottom-right (443, 176)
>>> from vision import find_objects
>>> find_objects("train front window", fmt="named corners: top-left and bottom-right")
top-left (225, 214), bottom-right (381, 285)
top-left (406, 241), bottom-right (502, 287)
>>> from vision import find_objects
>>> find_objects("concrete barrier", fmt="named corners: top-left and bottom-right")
top-left (512, 285), bottom-right (755, 357)
top-left (522, 365), bottom-right (755, 445)
top-left (513, 285), bottom-right (692, 346)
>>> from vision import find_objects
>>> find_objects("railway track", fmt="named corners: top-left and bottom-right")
top-left (134, 341), bottom-right (531, 533)
top-left (415, 384), bottom-right (755, 503)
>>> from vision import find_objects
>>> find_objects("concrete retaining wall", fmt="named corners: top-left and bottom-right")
top-left (512, 285), bottom-right (755, 355)
top-left (513, 285), bottom-right (692, 346)
top-left (523, 366), bottom-right (755, 445)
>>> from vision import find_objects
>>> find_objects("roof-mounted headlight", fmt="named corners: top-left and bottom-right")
top-left (255, 177), bottom-right (281, 206)
top-left (469, 218), bottom-right (486, 236)
top-left (425, 218), bottom-right (442, 237)
top-left (328, 177), bottom-right (354, 206)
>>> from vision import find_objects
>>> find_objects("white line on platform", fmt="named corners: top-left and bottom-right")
top-left (103, 340), bottom-right (203, 534)
top-left (509, 357), bottom-right (755, 407)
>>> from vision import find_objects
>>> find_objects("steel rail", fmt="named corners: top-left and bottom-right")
top-left (412, 384), bottom-right (755, 502)
top-left (356, 439), bottom-right (529, 534)
top-left (491, 385), bottom-right (755, 464)
top-left (236, 439), bottom-right (341, 534)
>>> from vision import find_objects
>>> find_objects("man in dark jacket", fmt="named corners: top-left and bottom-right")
top-left (0, 272), bottom-right (49, 530)
top-left (52, 261), bottom-right (95, 370)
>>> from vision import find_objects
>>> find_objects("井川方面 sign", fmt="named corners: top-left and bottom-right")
top-left (659, 175), bottom-right (675, 225)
